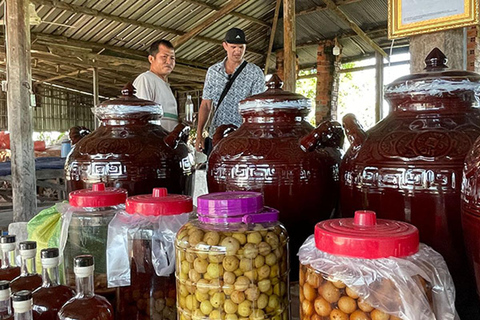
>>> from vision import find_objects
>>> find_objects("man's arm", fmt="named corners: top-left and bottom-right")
top-left (195, 99), bottom-right (212, 152)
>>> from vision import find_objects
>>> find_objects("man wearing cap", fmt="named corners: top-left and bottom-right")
top-left (195, 28), bottom-right (265, 155)
top-left (133, 39), bottom-right (179, 132)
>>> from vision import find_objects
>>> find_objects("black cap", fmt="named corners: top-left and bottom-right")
top-left (12, 290), bottom-right (31, 302)
top-left (41, 248), bottom-right (59, 259)
top-left (224, 28), bottom-right (247, 44)
top-left (0, 281), bottom-right (9, 290)
top-left (0, 235), bottom-right (15, 244)
top-left (74, 255), bottom-right (94, 268)
top-left (19, 241), bottom-right (36, 250)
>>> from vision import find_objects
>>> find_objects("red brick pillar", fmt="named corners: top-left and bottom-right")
top-left (316, 40), bottom-right (335, 124)
top-left (467, 25), bottom-right (479, 72)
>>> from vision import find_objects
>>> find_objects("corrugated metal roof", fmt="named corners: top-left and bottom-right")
top-left (0, 0), bottom-right (401, 96)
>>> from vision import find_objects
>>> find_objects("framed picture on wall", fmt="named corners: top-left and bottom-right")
top-left (388, 0), bottom-right (479, 39)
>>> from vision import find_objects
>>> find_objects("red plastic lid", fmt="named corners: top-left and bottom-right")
top-left (69, 183), bottom-right (127, 208)
top-left (314, 211), bottom-right (419, 259)
top-left (126, 188), bottom-right (193, 216)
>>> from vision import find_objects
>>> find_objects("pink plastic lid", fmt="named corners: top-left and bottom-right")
top-left (314, 210), bottom-right (419, 259)
top-left (69, 183), bottom-right (127, 208)
top-left (197, 192), bottom-right (278, 224)
top-left (126, 188), bottom-right (193, 216)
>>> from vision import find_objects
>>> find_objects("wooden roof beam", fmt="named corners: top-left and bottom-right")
top-left (296, 0), bottom-right (361, 16)
top-left (322, 0), bottom-right (388, 58)
top-left (31, 32), bottom-right (212, 69)
top-left (37, 67), bottom-right (98, 83)
top-left (181, 0), bottom-right (270, 28)
top-left (29, 0), bottom-right (264, 57)
top-left (172, 0), bottom-right (249, 48)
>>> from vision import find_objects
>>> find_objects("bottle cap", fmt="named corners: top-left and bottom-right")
top-left (0, 235), bottom-right (15, 243)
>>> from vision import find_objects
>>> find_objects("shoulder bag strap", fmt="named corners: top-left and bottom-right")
top-left (216, 60), bottom-right (248, 108)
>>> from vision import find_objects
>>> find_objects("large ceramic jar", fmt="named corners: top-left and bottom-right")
top-left (207, 75), bottom-right (344, 280)
top-left (462, 119), bottom-right (480, 300)
top-left (340, 48), bottom-right (480, 315)
top-left (65, 84), bottom-right (194, 196)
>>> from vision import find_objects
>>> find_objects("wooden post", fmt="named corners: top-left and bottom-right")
top-left (409, 29), bottom-right (465, 72)
top-left (375, 52), bottom-right (384, 122)
top-left (93, 67), bottom-right (100, 128)
top-left (6, 0), bottom-right (37, 221)
top-left (265, 0), bottom-right (281, 75)
top-left (283, 0), bottom-right (296, 92)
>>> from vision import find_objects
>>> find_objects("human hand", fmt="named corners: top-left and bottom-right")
top-left (195, 135), bottom-right (205, 152)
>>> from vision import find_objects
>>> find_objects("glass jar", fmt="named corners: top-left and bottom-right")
top-left (107, 188), bottom-right (192, 320)
top-left (175, 192), bottom-right (290, 320)
top-left (298, 210), bottom-right (457, 320)
top-left (61, 183), bottom-right (127, 298)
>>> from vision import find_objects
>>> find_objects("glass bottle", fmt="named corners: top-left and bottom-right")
top-left (0, 280), bottom-right (13, 319)
top-left (32, 248), bottom-right (75, 320)
top-left (185, 94), bottom-right (193, 123)
top-left (12, 290), bottom-right (32, 320)
top-left (58, 255), bottom-right (113, 320)
top-left (0, 236), bottom-right (20, 281)
top-left (10, 242), bottom-right (42, 294)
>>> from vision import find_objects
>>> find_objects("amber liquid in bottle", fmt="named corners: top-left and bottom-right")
top-left (58, 255), bottom-right (113, 320)
top-left (32, 249), bottom-right (75, 320)
top-left (0, 281), bottom-right (13, 320)
top-left (10, 242), bottom-right (42, 294)
top-left (0, 236), bottom-right (20, 282)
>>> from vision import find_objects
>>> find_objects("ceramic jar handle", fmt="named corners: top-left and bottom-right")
top-left (213, 124), bottom-right (238, 146)
top-left (300, 120), bottom-right (344, 152)
top-left (342, 113), bottom-right (367, 148)
top-left (164, 123), bottom-right (189, 149)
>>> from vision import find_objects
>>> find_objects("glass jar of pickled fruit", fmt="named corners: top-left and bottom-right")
top-left (298, 210), bottom-right (457, 320)
top-left (61, 182), bottom-right (127, 297)
top-left (175, 191), bottom-right (290, 320)
top-left (107, 188), bottom-right (192, 320)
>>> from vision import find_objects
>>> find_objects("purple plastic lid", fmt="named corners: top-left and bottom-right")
top-left (197, 192), bottom-right (278, 224)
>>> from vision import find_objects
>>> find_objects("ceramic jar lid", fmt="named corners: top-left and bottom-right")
top-left (385, 48), bottom-right (480, 100)
top-left (93, 83), bottom-right (164, 120)
top-left (239, 74), bottom-right (311, 112)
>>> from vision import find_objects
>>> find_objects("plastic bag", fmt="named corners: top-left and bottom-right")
top-left (27, 202), bottom-right (68, 270)
top-left (107, 210), bottom-right (189, 287)
top-left (298, 235), bottom-right (457, 320)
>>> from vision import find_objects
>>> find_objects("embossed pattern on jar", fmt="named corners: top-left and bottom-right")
top-left (340, 48), bottom-right (480, 315)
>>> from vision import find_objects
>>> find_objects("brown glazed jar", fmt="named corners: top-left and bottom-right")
top-left (65, 84), bottom-right (194, 196)
top-left (340, 48), bottom-right (480, 317)
top-left (462, 111), bottom-right (480, 300)
top-left (207, 75), bottom-right (344, 280)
